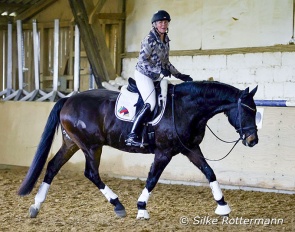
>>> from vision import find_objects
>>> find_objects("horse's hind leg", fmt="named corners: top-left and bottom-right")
top-left (83, 146), bottom-right (126, 218)
top-left (29, 139), bottom-right (79, 218)
top-left (183, 148), bottom-right (231, 216)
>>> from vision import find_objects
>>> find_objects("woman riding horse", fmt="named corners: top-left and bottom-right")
top-left (18, 80), bottom-right (258, 220)
top-left (125, 10), bottom-right (192, 147)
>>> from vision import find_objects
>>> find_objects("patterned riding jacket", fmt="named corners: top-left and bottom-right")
top-left (135, 28), bottom-right (180, 80)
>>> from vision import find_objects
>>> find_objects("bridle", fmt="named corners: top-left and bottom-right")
top-left (236, 98), bottom-right (257, 141)
top-left (171, 86), bottom-right (257, 161)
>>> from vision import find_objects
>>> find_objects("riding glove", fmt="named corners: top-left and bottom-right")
top-left (176, 73), bottom-right (193, 82)
top-left (161, 69), bottom-right (171, 77)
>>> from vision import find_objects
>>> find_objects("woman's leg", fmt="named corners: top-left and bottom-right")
top-left (125, 71), bottom-right (155, 147)
top-left (134, 70), bottom-right (156, 111)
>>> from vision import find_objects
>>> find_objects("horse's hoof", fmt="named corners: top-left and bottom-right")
top-left (215, 204), bottom-right (231, 216)
top-left (115, 209), bottom-right (127, 218)
top-left (136, 209), bottom-right (150, 220)
top-left (113, 199), bottom-right (126, 217)
top-left (29, 205), bottom-right (39, 218)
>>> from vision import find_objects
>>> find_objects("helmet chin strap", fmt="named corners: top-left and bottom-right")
top-left (156, 27), bottom-right (168, 35)
top-left (157, 29), bottom-right (166, 35)
top-left (152, 24), bottom-right (168, 34)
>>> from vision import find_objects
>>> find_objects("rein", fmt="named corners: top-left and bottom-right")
top-left (171, 86), bottom-right (244, 162)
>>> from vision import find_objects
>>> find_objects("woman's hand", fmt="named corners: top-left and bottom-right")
top-left (161, 69), bottom-right (171, 77)
top-left (176, 73), bottom-right (193, 82)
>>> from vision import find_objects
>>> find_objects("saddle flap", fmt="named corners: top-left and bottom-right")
top-left (115, 85), bottom-right (138, 121)
top-left (115, 79), bottom-right (168, 125)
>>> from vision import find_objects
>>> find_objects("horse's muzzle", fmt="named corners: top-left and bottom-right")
top-left (242, 132), bottom-right (258, 147)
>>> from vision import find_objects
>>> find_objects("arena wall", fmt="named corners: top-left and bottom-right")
top-left (0, 0), bottom-right (294, 194)
top-left (125, 0), bottom-right (292, 51)
top-left (121, 51), bottom-right (295, 102)
top-left (0, 101), bottom-right (294, 192)
top-left (123, 0), bottom-right (295, 102)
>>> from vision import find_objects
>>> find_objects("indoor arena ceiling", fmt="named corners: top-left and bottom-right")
top-left (0, 0), bottom-right (57, 27)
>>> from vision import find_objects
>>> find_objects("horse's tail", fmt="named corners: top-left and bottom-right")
top-left (17, 97), bottom-right (68, 196)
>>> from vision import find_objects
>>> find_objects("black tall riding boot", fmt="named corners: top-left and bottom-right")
top-left (125, 103), bottom-right (151, 147)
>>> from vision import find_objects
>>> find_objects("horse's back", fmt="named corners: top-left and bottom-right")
top-left (60, 88), bottom-right (119, 126)
top-left (60, 88), bottom-right (131, 149)
top-left (71, 88), bottom-right (119, 102)
top-left (64, 89), bottom-right (118, 109)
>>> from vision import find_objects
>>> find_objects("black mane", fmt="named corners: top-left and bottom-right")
top-left (176, 81), bottom-right (241, 104)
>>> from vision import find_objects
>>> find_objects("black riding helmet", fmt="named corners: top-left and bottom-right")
top-left (151, 10), bottom-right (171, 24)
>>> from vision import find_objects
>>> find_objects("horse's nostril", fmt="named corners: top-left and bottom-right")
top-left (243, 135), bottom-right (258, 147)
top-left (249, 138), bottom-right (258, 147)
top-left (249, 141), bottom-right (255, 147)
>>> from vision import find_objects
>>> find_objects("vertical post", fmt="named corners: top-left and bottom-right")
top-left (73, 24), bottom-right (80, 92)
top-left (17, 20), bottom-right (24, 90)
top-left (36, 19), bottom-right (64, 102)
top-left (19, 19), bottom-right (46, 101)
top-left (53, 19), bottom-right (59, 91)
top-left (2, 32), bottom-right (5, 93)
top-left (32, 19), bottom-right (40, 90)
top-left (89, 67), bottom-right (94, 90)
top-left (7, 22), bottom-right (12, 95)
top-left (0, 33), bottom-right (6, 93)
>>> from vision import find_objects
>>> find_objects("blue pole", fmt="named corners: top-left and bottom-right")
top-left (255, 100), bottom-right (295, 107)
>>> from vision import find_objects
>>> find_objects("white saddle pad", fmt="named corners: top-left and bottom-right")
top-left (115, 79), bottom-right (168, 126)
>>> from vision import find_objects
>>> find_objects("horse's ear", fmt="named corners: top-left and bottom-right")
top-left (241, 87), bottom-right (249, 98)
top-left (249, 85), bottom-right (258, 97)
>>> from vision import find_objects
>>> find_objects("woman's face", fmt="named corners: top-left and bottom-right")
top-left (155, 20), bottom-right (169, 34)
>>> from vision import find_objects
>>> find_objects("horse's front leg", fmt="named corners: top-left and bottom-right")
top-left (137, 153), bottom-right (172, 219)
top-left (183, 147), bottom-right (231, 216)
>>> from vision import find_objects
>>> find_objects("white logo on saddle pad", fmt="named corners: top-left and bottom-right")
top-left (115, 79), bottom-right (168, 126)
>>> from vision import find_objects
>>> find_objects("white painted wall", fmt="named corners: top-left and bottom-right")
top-left (125, 0), bottom-right (293, 51)
top-left (123, 0), bottom-right (295, 101)
top-left (122, 52), bottom-right (295, 101)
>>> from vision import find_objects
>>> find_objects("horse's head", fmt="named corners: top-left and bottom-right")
top-left (226, 86), bottom-right (259, 147)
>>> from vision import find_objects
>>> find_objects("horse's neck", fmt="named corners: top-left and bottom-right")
top-left (174, 83), bottom-right (238, 120)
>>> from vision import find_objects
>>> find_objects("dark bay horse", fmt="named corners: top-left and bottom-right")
top-left (18, 81), bottom-right (258, 219)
